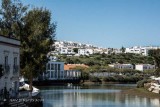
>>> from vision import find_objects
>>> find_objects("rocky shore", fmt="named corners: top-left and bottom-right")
top-left (122, 88), bottom-right (160, 99)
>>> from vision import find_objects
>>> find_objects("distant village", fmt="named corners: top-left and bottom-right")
top-left (41, 40), bottom-right (159, 81)
top-left (52, 40), bottom-right (160, 56)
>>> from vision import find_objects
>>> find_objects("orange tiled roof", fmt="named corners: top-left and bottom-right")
top-left (64, 64), bottom-right (88, 70)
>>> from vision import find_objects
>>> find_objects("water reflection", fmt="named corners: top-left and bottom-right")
top-left (39, 85), bottom-right (160, 107)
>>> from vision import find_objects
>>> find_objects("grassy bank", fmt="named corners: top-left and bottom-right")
top-left (122, 88), bottom-right (160, 99)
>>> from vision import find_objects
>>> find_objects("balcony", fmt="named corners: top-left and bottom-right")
top-left (13, 65), bottom-right (19, 74)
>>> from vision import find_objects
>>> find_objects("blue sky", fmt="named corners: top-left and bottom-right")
top-left (20, 0), bottom-right (160, 48)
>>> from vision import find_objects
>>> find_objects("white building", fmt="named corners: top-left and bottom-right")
top-left (109, 64), bottom-right (134, 69)
top-left (135, 64), bottom-right (155, 71)
top-left (44, 56), bottom-right (65, 80)
top-left (60, 47), bottom-right (75, 55)
top-left (64, 70), bottom-right (81, 79)
top-left (125, 46), bottom-right (160, 56)
top-left (43, 56), bottom-right (81, 80)
top-left (0, 35), bottom-right (20, 97)
top-left (78, 48), bottom-right (93, 56)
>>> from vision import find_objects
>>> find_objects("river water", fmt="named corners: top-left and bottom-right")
top-left (38, 84), bottom-right (160, 107)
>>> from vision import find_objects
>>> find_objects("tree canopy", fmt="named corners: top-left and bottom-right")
top-left (0, 0), bottom-right (28, 37)
top-left (148, 49), bottom-right (160, 76)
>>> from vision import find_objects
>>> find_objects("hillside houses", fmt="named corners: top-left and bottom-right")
top-left (53, 40), bottom-right (122, 56)
top-left (52, 40), bottom-right (160, 57)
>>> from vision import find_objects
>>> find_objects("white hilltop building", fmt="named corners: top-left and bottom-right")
top-left (0, 35), bottom-right (20, 97)
top-left (135, 64), bottom-right (155, 71)
top-left (108, 63), bottom-right (156, 72)
top-left (125, 46), bottom-right (160, 56)
top-left (108, 64), bottom-right (134, 69)
top-left (78, 48), bottom-right (94, 56)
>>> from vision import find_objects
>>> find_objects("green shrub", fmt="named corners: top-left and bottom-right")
top-left (102, 75), bottom-right (143, 83)
top-left (89, 76), bottom-right (101, 82)
top-left (137, 79), bottom-right (152, 88)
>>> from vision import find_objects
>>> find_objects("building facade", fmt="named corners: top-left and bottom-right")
top-left (0, 35), bottom-right (20, 97)
top-left (64, 70), bottom-right (81, 79)
top-left (125, 46), bottom-right (160, 56)
top-left (44, 56), bottom-right (65, 80)
top-left (43, 56), bottom-right (81, 80)
top-left (109, 64), bottom-right (134, 69)
top-left (60, 47), bottom-right (75, 55)
top-left (78, 48), bottom-right (93, 56)
top-left (135, 64), bottom-right (155, 71)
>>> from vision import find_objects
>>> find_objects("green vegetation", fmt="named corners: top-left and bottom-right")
top-left (103, 74), bottom-right (143, 83)
top-left (148, 49), bottom-right (160, 76)
top-left (62, 53), bottom-right (156, 83)
top-left (122, 88), bottom-right (160, 98)
top-left (58, 53), bottom-right (154, 66)
top-left (89, 76), bottom-right (101, 82)
top-left (137, 79), bottom-right (152, 88)
top-left (0, 0), bottom-right (56, 89)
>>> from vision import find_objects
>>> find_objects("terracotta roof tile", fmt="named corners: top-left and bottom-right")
top-left (64, 64), bottom-right (88, 70)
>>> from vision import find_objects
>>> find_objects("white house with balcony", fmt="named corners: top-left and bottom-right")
top-left (135, 64), bottom-right (155, 71)
top-left (0, 35), bottom-right (20, 97)
top-left (108, 64), bottom-right (134, 69)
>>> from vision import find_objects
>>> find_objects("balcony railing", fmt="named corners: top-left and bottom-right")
top-left (18, 91), bottom-right (31, 98)
top-left (13, 65), bottom-right (19, 74)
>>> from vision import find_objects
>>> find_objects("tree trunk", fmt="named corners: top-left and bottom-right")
top-left (29, 71), bottom-right (33, 91)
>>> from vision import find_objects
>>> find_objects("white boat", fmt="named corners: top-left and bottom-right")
top-left (19, 77), bottom-right (40, 97)
top-left (67, 83), bottom-right (73, 87)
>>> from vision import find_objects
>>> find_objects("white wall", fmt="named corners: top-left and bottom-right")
top-left (136, 64), bottom-right (155, 71)
top-left (109, 64), bottom-right (133, 69)
top-left (44, 61), bottom-right (81, 80)
top-left (0, 36), bottom-right (20, 96)
top-left (45, 61), bottom-right (64, 80)
top-left (78, 49), bottom-right (93, 56)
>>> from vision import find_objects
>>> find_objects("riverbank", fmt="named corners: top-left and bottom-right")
top-left (122, 88), bottom-right (160, 99)
top-left (81, 80), bottom-right (136, 85)
top-left (30, 79), bottom-right (81, 86)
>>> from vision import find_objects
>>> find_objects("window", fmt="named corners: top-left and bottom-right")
top-left (55, 64), bottom-right (57, 70)
top-left (13, 57), bottom-right (18, 73)
top-left (58, 64), bottom-right (60, 70)
top-left (47, 64), bottom-right (50, 70)
top-left (47, 71), bottom-right (50, 78)
top-left (5, 56), bottom-right (8, 66)
top-left (51, 71), bottom-right (54, 78)
top-left (55, 70), bottom-right (57, 78)
top-left (68, 50), bottom-right (71, 52)
top-left (14, 57), bottom-right (17, 66)
top-left (4, 56), bottom-right (9, 74)
top-left (51, 64), bottom-right (54, 70)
